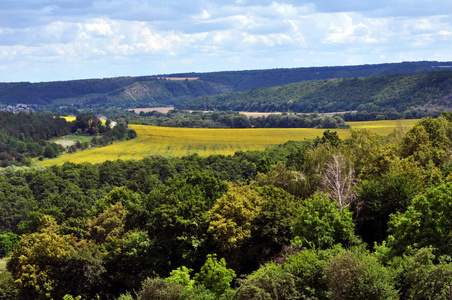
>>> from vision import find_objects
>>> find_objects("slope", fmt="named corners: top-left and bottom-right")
top-left (176, 71), bottom-right (452, 113)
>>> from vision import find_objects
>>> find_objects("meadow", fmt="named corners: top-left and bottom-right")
top-left (37, 119), bottom-right (419, 166)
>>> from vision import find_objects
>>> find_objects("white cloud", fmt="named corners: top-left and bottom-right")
top-left (1, 0), bottom-right (452, 82)
top-left (84, 19), bottom-right (114, 37)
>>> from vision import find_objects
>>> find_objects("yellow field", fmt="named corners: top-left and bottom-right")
top-left (62, 116), bottom-right (76, 122)
top-left (61, 116), bottom-right (107, 125)
top-left (37, 119), bottom-right (419, 166)
top-left (347, 119), bottom-right (418, 136)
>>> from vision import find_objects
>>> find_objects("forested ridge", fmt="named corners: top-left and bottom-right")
top-left (177, 70), bottom-right (452, 114)
top-left (0, 78), bottom-right (231, 108)
top-left (2, 114), bottom-right (452, 299)
top-left (1, 61), bottom-right (451, 110)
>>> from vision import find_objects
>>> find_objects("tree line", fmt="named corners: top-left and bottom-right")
top-left (129, 110), bottom-right (349, 129)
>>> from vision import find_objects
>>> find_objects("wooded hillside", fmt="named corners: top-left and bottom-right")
top-left (1, 61), bottom-right (451, 109)
top-left (177, 71), bottom-right (452, 113)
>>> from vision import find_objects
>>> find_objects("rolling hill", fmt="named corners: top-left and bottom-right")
top-left (1, 61), bottom-right (451, 109)
top-left (176, 70), bottom-right (452, 114)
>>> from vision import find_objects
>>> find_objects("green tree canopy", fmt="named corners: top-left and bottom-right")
top-left (388, 182), bottom-right (452, 256)
top-left (291, 193), bottom-right (358, 249)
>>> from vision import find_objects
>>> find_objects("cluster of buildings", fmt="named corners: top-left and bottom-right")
top-left (0, 103), bottom-right (35, 113)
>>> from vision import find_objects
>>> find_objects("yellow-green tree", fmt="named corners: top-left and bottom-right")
top-left (208, 183), bottom-right (265, 252)
top-left (87, 202), bottom-right (126, 244)
top-left (401, 116), bottom-right (452, 167)
top-left (7, 215), bottom-right (105, 300)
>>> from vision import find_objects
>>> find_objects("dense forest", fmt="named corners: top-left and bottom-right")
top-left (2, 113), bottom-right (452, 299)
top-left (177, 71), bottom-right (452, 114)
top-left (1, 61), bottom-right (452, 109)
top-left (0, 112), bottom-right (71, 167)
top-left (0, 112), bottom-right (136, 168)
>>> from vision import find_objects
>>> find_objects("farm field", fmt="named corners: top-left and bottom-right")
top-left (61, 116), bottom-right (107, 125)
top-left (37, 119), bottom-right (419, 166)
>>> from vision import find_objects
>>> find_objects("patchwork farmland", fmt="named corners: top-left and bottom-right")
top-left (37, 119), bottom-right (418, 166)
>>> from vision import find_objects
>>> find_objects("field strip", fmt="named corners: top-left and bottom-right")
top-left (37, 119), bottom-right (419, 166)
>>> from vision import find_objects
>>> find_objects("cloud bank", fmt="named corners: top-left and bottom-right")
top-left (1, 0), bottom-right (452, 82)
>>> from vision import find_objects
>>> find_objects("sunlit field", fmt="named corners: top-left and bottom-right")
top-left (347, 119), bottom-right (418, 136)
top-left (61, 116), bottom-right (76, 122)
top-left (61, 116), bottom-right (107, 125)
top-left (37, 119), bottom-right (419, 166)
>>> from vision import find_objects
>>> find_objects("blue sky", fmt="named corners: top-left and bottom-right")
top-left (1, 0), bottom-right (452, 82)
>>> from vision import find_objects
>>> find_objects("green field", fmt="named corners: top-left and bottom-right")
top-left (37, 119), bottom-right (419, 166)
top-left (64, 135), bottom-right (95, 142)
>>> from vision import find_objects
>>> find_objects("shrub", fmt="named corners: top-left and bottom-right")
top-left (403, 247), bottom-right (452, 300)
top-left (235, 262), bottom-right (299, 300)
top-left (325, 247), bottom-right (398, 300)
top-left (194, 254), bottom-right (236, 298)
top-left (0, 271), bottom-right (19, 300)
top-left (138, 277), bottom-right (184, 300)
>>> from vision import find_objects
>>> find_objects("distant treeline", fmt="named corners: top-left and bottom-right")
top-left (340, 109), bottom-right (442, 121)
top-left (129, 110), bottom-right (349, 129)
top-left (177, 71), bottom-right (452, 114)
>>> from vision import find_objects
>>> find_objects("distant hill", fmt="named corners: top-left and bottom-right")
top-left (176, 71), bottom-right (452, 113)
top-left (0, 61), bottom-right (451, 108)
top-left (0, 77), bottom-right (232, 108)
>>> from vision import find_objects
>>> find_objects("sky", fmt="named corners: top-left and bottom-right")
top-left (1, 0), bottom-right (452, 83)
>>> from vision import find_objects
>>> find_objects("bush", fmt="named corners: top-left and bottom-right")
top-left (194, 254), bottom-right (236, 298)
top-left (180, 285), bottom-right (217, 300)
top-left (0, 233), bottom-right (18, 258)
top-left (138, 277), bottom-right (184, 300)
top-left (0, 271), bottom-right (19, 300)
top-left (325, 247), bottom-right (398, 300)
top-left (403, 247), bottom-right (452, 300)
top-left (283, 247), bottom-right (341, 299)
top-left (235, 262), bottom-right (299, 300)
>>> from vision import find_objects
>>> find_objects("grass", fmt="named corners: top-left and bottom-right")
top-left (52, 134), bottom-right (95, 147)
top-left (0, 257), bottom-right (6, 272)
top-left (63, 135), bottom-right (95, 142)
top-left (36, 119), bottom-right (419, 167)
